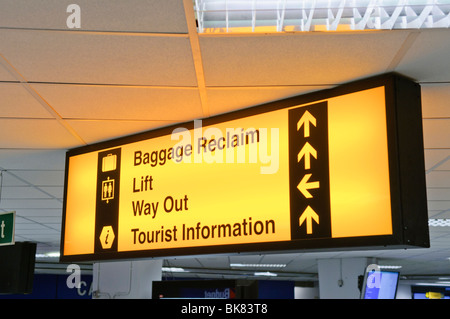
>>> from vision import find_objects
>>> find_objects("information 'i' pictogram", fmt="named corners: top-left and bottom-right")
top-left (289, 102), bottom-right (332, 239)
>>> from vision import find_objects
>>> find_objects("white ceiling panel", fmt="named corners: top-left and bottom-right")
top-left (427, 188), bottom-right (450, 201)
top-left (0, 30), bottom-right (196, 86)
top-left (0, 172), bottom-right (28, 187)
top-left (165, 257), bottom-right (204, 269)
top-left (422, 119), bottom-right (450, 149)
top-left (0, 149), bottom-right (66, 170)
top-left (12, 208), bottom-right (62, 218)
top-left (1, 186), bottom-right (53, 199)
top-left (0, 83), bottom-right (53, 118)
top-left (207, 85), bottom-right (330, 116)
top-left (27, 216), bottom-right (62, 224)
top-left (0, 118), bottom-right (80, 148)
top-left (15, 223), bottom-right (53, 230)
top-left (0, 61), bottom-right (16, 81)
top-left (396, 29), bottom-right (450, 82)
top-left (429, 211), bottom-right (450, 220)
top-left (10, 170), bottom-right (64, 187)
top-left (437, 158), bottom-right (450, 171)
top-left (38, 186), bottom-right (64, 199)
top-left (31, 84), bottom-right (204, 120)
top-left (428, 201), bottom-right (450, 212)
top-left (66, 119), bottom-right (174, 144)
top-left (424, 149), bottom-right (450, 171)
top-left (421, 83), bottom-right (450, 118)
top-left (426, 171), bottom-right (450, 188)
top-left (200, 31), bottom-right (410, 86)
top-left (0, 0), bottom-right (188, 33)
top-left (0, 198), bottom-right (62, 210)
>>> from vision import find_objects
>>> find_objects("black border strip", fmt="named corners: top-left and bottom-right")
top-left (60, 72), bottom-right (429, 263)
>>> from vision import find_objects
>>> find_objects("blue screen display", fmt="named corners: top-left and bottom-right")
top-left (363, 271), bottom-right (399, 299)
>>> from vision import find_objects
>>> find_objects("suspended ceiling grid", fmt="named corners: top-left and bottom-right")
top-left (0, 0), bottom-right (449, 279)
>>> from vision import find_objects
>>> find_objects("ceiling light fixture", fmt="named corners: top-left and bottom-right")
top-left (36, 252), bottom-right (60, 258)
top-left (230, 263), bottom-right (287, 268)
top-left (415, 282), bottom-right (450, 287)
top-left (162, 267), bottom-right (188, 273)
top-left (254, 271), bottom-right (278, 277)
top-left (378, 265), bottom-right (403, 269)
top-left (428, 219), bottom-right (450, 227)
top-left (195, 0), bottom-right (450, 33)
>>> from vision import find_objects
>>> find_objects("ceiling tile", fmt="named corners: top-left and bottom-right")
top-left (11, 170), bottom-right (65, 187)
top-left (12, 208), bottom-right (62, 218)
top-left (0, 83), bottom-right (53, 118)
top-left (165, 258), bottom-right (204, 268)
top-left (0, 61), bottom-right (16, 81)
top-left (0, 172), bottom-right (28, 187)
top-left (27, 216), bottom-right (62, 224)
top-left (201, 31), bottom-right (410, 86)
top-left (424, 149), bottom-right (450, 172)
top-left (1, 186), bottom-right (52, 199)
top-left (38, 186), bottom-right (64, 199)
top-left (0, 118), bottom-right (81, 148)
top-left (396, 29), bottom-right (450, 83)
top-left (66, 119), bottom-right (174, 144)
top-left (0, 149), bottom-right (66, 170)
top-left (0, 0), bottom-right (188, 33)
top-left (15, 223), bottom-right (51, 230)
top-left (0, 30), bottom-right (196, 86)
top-left (428, 201), bottom-right (450, 212)
top-left (207, 86), bottom-right (330, 116)
top-left (422, 119), bottom-right (450, 149)
top-left (0, 198), bottom-right (62, 209)
top-left (31, 84), bottom-right (203, 120)
top-left (421, 83), bottom-right (450, 118)
top-left (427, 188), bottom-right (450, 201)
top-left (426, 171), bottom-right (450, 188)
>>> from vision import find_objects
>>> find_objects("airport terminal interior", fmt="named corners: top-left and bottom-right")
top-left (0, 0), bottom-right (449, 299)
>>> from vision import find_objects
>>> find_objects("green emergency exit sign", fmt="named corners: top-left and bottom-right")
top-left (0, 211), bottom-right (15, 246)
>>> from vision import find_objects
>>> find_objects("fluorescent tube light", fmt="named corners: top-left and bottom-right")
top-left (415, 282), bottom-right (450, 287)
top-left (195, 0), bottom-right (450, 33)
top-left (162, 267), bottom-right (188, 273)
top-left (378, 265), bottom-right (403, 269)
top-left (428, 219), bottom-right (450, 227)
top-left (36, 252), bottom-right (60, 258)
top-left (254, 271), bottom-right (278, 277)
top-left (230, 263), bottom-right (287, 268)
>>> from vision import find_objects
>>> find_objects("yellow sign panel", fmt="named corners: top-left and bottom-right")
top-left (61, 74), bottom-right (429, 261)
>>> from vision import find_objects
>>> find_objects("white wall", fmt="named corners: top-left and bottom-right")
top-left (318, 258), bottom-right (369, 299)
top-left (92, 259), bottom-right (162, 299)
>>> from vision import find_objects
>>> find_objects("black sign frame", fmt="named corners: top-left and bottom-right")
top-left (60, 73), bottom-right (429, 262)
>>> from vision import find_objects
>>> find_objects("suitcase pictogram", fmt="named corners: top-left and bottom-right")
top-left (102, 154), bottom-right (117, 172)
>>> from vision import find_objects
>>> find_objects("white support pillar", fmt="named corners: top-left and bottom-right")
top-left (92, 259), bottom-right (162, 299)
top-left (318, 257), bottom-right (375, 299)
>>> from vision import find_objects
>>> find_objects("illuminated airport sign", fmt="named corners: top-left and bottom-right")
top-left (60, 73), bottom-right (429, 262)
